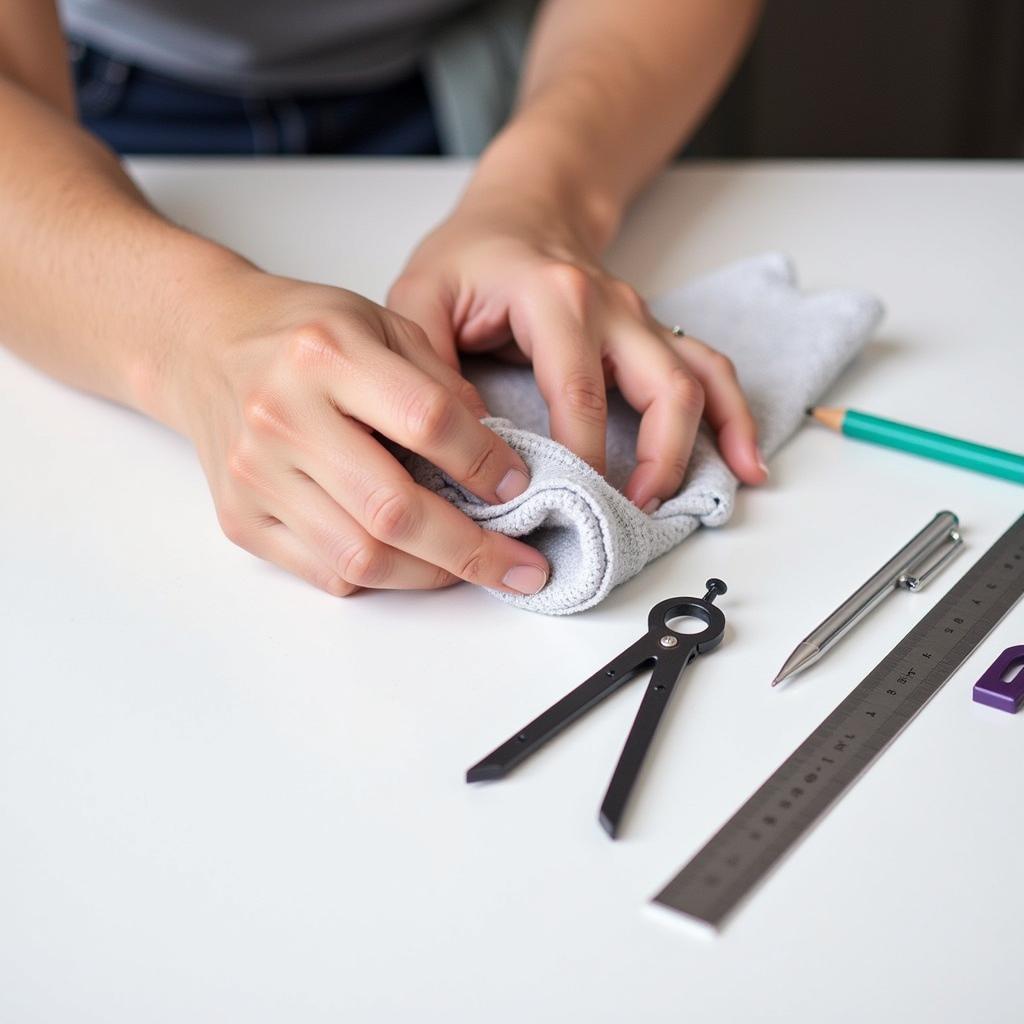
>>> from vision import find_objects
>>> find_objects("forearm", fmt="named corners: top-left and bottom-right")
top-left (0, 73), bottom-right (246, 422)
top-left (463, 0), bottom-right (762, 250)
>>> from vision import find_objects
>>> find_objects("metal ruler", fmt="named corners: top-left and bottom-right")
top-left (654, 512), bottom-right (1024, 929)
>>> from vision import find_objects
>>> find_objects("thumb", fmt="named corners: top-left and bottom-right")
top-left (387, 275), bottom-right (459, 371)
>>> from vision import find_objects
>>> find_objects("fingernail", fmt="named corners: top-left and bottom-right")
top-left (642, 498), bottom-right (661, 515)
top-left (495, 467), bottom-right (530, 503)
top-left (502, 564), bottom-right (548, 595)
top-left (756, 450), bottom-right (770, 478)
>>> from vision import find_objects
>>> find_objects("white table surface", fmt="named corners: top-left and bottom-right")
top-left (2, 160), bottom-right (1022, 1023)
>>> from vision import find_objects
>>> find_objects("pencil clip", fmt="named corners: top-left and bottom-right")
top-left (898, 528), bottom-right (963, 591)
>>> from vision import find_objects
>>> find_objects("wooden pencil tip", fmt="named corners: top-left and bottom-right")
top-left (809, 406), bottom-right (844, 431)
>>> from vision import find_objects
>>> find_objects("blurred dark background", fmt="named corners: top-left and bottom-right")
top-left (690, 0), bottom-right (1024, 158)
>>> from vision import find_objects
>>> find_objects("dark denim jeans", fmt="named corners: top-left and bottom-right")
top-left (69, 42), bottom-right (441, 157)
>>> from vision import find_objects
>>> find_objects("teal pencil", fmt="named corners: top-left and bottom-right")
top-left (809, 407), bottom-right (1024, 485)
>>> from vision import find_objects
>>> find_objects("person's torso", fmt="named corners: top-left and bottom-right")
top-left (59, 0), bottom-right (486, 94)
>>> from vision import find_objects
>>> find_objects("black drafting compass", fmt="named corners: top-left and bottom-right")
top-left (467, 579), bottom-right (728, 838)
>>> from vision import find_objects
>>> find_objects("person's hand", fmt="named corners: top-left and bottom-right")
top-left (388, 193), bottom-right (768, 513)
top-left (156, 269), bottom-right (549, 597)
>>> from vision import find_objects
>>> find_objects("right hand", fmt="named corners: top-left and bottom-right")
top-left (159, 269), bottom-right (549, 598)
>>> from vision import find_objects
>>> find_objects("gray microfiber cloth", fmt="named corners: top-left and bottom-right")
top-left (402, 253), bottom-right (884, 614)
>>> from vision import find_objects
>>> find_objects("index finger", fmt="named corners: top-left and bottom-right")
top-left (330, 337), bottom-right (531, 506)
top-left (304, 415), bottom-right (551, 596)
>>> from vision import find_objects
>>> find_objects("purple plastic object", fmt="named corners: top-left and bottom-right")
top-left (972, 645), bottom-right (1024, 713)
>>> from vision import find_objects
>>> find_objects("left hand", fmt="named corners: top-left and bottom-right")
top-left (388, 192), bottom-right (767, 513)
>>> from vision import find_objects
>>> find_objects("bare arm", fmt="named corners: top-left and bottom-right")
top-left (0, 0), bottom-right (73, 110)
top-left (492, 0), bottom-right (763, 247)
top-left (0, 0), bottom-right (242, 411)
top-left (0, 1), bottom-right (550, 599)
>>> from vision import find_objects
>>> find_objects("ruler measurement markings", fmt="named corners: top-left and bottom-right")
top-left (654, 514), bottom-right (1024, 928)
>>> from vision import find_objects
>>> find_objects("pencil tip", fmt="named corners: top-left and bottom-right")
top-left (804, 406), bottom-right (814, 416)
top-left (772, 643), bottom-right (821, 688)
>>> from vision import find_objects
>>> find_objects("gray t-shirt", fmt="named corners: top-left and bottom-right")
top-left (59, 0), bottom-right (487, 94)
